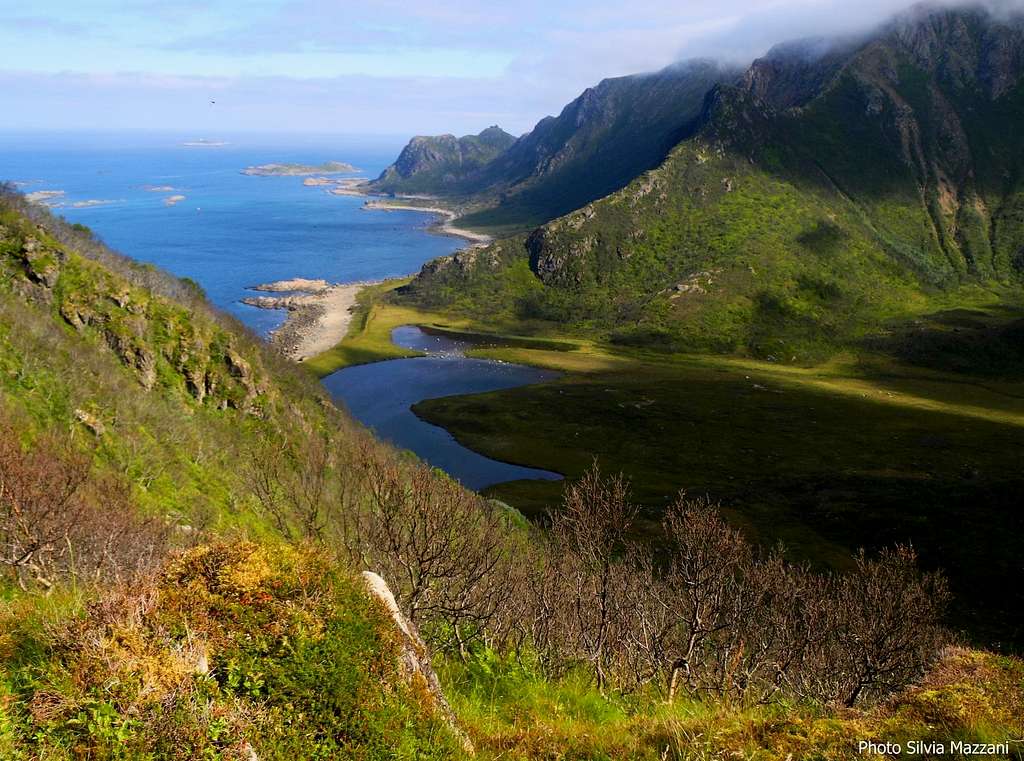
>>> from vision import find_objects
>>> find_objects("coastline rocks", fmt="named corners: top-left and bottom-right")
top-left (241, 295), bottom-right (304, 311)
top-left (244, 279), bottom-right (378, 361)
top-left (249, 278), bottom-right (330, 294)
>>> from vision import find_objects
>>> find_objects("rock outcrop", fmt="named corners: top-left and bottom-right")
top-left (1, 224), bottom-right (271, 414)
top-left (369, 126), bottom-right (515, 195)
top-left (361, 571), bottom-right (474, 755)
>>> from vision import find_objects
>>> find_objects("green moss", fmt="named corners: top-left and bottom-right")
top-left (0, 543), bottom-right (467, 760)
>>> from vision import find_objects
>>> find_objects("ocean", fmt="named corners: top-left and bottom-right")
top-left (0, 130), bottom-right (464, 335)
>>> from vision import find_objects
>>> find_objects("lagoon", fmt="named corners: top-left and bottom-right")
top-left (322, 327), bottom-right (563, 490)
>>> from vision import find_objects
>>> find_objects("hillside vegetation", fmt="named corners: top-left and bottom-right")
top-left (2, 188), bottom-right (1021, 757)
top-left (404, 5), bottom-right (1024, 360)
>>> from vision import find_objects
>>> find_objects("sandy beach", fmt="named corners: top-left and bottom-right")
top-left (362, 200), bottom-right (493, 246)
top-left (243, 279), bottom-right (379, 362)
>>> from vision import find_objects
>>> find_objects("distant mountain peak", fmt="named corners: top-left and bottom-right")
top-left (370, 126), bottom-right (516, 190)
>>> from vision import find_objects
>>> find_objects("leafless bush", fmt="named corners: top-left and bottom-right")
top-left (0, 422), bottom-right (167, 589)
top-left (831, 546), bottom-right (949, 706)
top-left (244, 431), bottom-right (341, 541)
top-left (343, 446), bottom-right (512, 655)
top-left (658, 495), bottom-right (754, 700)
top-left (496, 469), bottom-right (949, 707)
top-left (548, 465), bottom-right (640, 690)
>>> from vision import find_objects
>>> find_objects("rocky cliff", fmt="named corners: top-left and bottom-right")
top-left (405, 3), bottom-right (1024, 359)
top-left (368, 125), bottom-right (515, 195)
top-left (1, 205), bottom-right (270, 413)
top-left (371, 61), bottom-right (739, 229)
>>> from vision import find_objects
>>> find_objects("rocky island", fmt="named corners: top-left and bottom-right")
top-left (241, 161), bottom-right (359, 176)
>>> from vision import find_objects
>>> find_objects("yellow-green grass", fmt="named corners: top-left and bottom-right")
top-left (405, 338), bottom-right (1024, 647)
top-left (303, 279), bottom-right (432, 376)
top-left (441, 647), bottom-right (1024, 761)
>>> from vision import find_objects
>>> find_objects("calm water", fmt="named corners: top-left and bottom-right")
top-left (1, 131), bottom-right (560, 488)
top-left (322, 327), bottom-right (563, 490)
top-left (0, 130), bottom-right (463, 334)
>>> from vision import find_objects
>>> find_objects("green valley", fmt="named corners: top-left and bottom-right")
top-left (6, 1), bottom-right (1024, 758)
top-left (370, 3), bottom-right (1024, 650)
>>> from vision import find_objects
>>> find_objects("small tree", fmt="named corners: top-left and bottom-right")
top-left (833, 546), bottom-right (948, 707)
top-left (244, 430), bottom-right (337, 541)
top-left (346, 449), bottom-right (509, 655)
top-left (549, 464), bottom-right (639, 691)
top-left (661, 494), bottom-right (752, 701)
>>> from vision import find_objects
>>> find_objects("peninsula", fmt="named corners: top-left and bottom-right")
top-left (242, 278), bottom-right (378, 361)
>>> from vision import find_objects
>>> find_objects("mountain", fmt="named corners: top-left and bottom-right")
top-left (368, 125), bottom-right (515, 195)
top-left (404, 3), bottom-right (1024, 360)
top-left (369, 60), bottom-right (740, 230)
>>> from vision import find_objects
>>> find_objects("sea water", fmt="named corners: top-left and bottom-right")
top-left (0, 130), bottom-right (464, 334)
top-left (0, 130), bottom-right (560, 488)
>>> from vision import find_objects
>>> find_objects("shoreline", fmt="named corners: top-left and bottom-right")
top-left (242, 279), bottom-right (380, 362)
top-left (249, 193), bottom-right (491, 365)
top-left (362, 199), bottom-right (493, 247)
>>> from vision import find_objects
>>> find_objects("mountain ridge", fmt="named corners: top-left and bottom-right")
top-left (404, 2), bottom-right (1024, 359)
top-left (369, 125), bottom-right (516, 195)
top-left (368, 59), bottom-right (740, 230)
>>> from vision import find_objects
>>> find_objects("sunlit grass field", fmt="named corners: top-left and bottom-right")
top-left (313, 290), bottom-right (1024, 648)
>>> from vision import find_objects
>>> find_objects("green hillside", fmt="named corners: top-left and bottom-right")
top-left (369, 61), bottom-right (738, 232)
top-left (3, 185), bottom-right (1022, 758)
top-left (403, 7), bottom-right (1024, 359)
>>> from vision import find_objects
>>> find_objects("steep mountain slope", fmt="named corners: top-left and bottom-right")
top-left (367, 125), bottom-right (515, 195)
top-left (0, 189), bottom-right (482, 756)
top-left (405, 4), bottom-right (1024, 359)
top-left (461, 59), bottom-right (741, 230)
top-left (370, 60), bottom-right (739, 230)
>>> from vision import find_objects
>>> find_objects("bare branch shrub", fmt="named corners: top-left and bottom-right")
top-left (659, 495), bottom-right (753, 700)
top-left (243, 430), bottom-right (338, 541)
top-left (344, 446), bottom-right (511, 655)
top-left (832, 546), bottom-right (949, 706)
top-left (0, 422), bottom-right (167, 588)
top-left (505, 475), bottom-right (949, 707)
top-left (546, 464), bottom-right (640, 690)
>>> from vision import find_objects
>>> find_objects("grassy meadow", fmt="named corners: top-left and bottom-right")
top-left (315, 288), bottom-right (1024, 649)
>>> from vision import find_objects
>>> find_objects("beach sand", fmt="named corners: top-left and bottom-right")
top-left (362, 200), bottom-right (493, 247)
top-left (248, 195), bottom-right (487, 364)
top-left (243, 280), bottom-right (379, 362)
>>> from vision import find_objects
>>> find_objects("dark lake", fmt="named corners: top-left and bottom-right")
top-left (321, 326), bottom-right (563, 490)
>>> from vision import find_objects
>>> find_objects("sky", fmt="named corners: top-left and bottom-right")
top-left (0, 0), bottom-right (1010, 137)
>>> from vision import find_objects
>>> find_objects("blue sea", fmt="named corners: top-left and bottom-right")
top-left (0, 130), bottom-right (464, 335)
top-left (0, 130), bottom-right (564, 487)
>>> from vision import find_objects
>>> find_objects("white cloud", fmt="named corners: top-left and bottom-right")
top-left (2, 1), bottom-right (1023, 135)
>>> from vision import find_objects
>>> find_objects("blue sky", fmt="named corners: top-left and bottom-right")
top-left (0, 0), bottom-right (997, 137)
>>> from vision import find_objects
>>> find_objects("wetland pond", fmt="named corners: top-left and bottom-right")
top-left (321, 326), bottom-right (563, 490)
